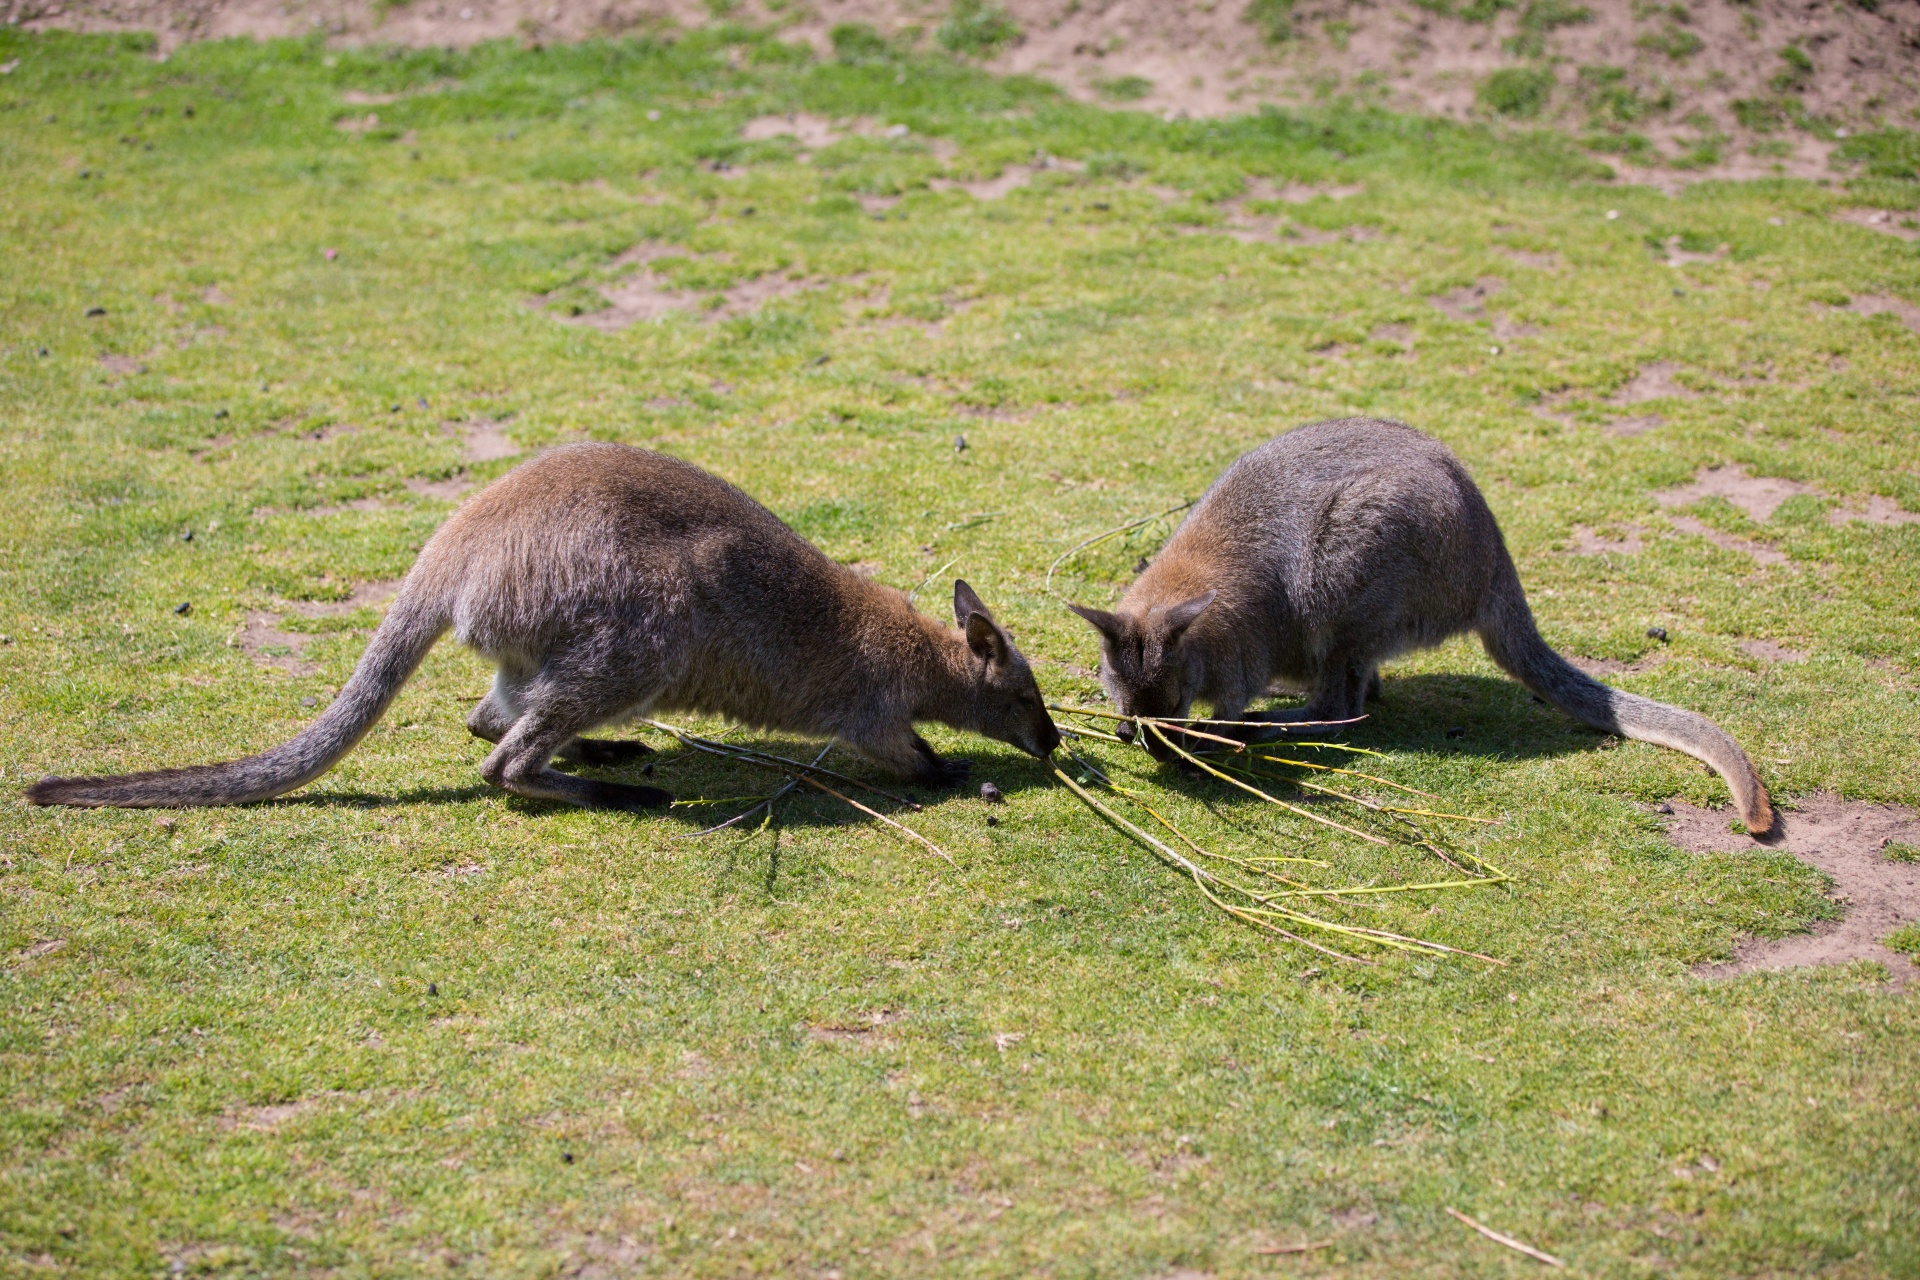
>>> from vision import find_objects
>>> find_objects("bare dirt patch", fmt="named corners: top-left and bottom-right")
top-left (1492, 247), bottom-right (1559, 272)
top-left (1661, 235), bottom-right (1728, 269)
top-left (1566, 650), bottom-right (1667, 678)
top-left (808, 1008), bottom-right (904, 1045)
top-left (929, 154), bottom-right (1084, 200)
top-left (1834, 209), bottom-right (1920, 242)
top-left (1604, 415), bottom-right (1664, 438)
top-left (16, 938), bottom-right (66, 962)
top-left (457, 419), bottom-right (519, 464)
top-left (538, 245), bottom-right (807, 331)
top-left (30, 0), bottom-right (1920, 186)
top-left (1672, 793), bottom-right (1920, 987)
top-left (1845, 293), bottom-right (1920, 334)
top-left (741, 112), bottom-right (844, 147)
top-left (232, 579), bottom-right (400, 675)
top-left (98, 353), bottom-right (146, 376)
top-left (1566, 524), bottom-right (1644, 556)
top-left (1653, 463), bottom-right (1817, 523)
top-left (1829, 496), bottom-right (1920, 528)
top-left (1739, 639), bottom-right (1807, 663)
top-left (1608, 362), bottom-right (1696, 407)
top-left (1664, 515), bottom-right (1789, 566)
top-left (1428, 275), bottom-right (1503, 322)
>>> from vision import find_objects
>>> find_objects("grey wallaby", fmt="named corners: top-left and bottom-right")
top-left (28, 443), bottom-right (1060, 812)
top-left (1067, 418), bottom-right (1774, 834)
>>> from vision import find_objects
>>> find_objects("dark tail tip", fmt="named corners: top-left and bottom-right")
top-left (25, 776), bottom-right (98, 807)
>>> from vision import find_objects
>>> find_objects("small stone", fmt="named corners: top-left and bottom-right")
top-left (954, 435), bottom-right (968, 453)
top-left (173, 601), bottom-right (192, 616)
top-left (391, 403), bottom-right (401, 413)
top-left (980, 782), bottom-right (1003, 803)
top-left (85, 306), bottom-right (106, 317)
top-left (301, 696), bottom-right (317, 708)
top-left (1646, 626), bottom-right (1669, 643)
top-left (1655, 802), bottom-right (1674, 815)
top-left (1445, 726), bottom-right (1465, 740)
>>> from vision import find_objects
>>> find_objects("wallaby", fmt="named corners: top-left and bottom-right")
top-left (28, 443), bottom-right (1060, 812)
top-left (1068, 418), bottom-right (1774, 834)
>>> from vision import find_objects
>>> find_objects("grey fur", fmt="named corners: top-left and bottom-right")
top-left (1068, 418), bottom-right (1774, 834)
top-left (28, 444), bottom-right (1060, 811)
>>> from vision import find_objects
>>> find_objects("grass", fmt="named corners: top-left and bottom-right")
top-left (2, 24), bottom-right (1919, 1279)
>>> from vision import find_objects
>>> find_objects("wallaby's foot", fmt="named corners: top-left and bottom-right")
top-left (560, 738), bottom-right (656, 766)
top-left (903, 735), bottom-right (969, 788)
top-left (914, 754), bottom-right (972, 788)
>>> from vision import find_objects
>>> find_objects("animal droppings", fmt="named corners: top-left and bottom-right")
top-left (173, 602), bottom-right (192, 616)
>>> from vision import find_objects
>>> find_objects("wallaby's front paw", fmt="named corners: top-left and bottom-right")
top-left (919, 757), bottom-right (972, 789)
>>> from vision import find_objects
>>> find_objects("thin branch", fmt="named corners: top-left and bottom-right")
top-left (1043, 500), bottom-right (1193, 597)
top-left (674, 742), bottom-right (833, 839)
top-left (789, 773), bottom-right (955, 868)
top-left (1445, 1209), bottom-right (1564, 1267)
top-left (1147, 723), bottom-right (1389, 846)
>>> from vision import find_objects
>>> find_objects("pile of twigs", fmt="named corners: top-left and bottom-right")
top-left (1048, 704), bottom-right (1508, 965)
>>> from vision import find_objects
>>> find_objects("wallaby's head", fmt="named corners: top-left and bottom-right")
top-left (1067, 592), bottom-right (1217, 759)
top-left (952, 580), bottom-right (1060, 760)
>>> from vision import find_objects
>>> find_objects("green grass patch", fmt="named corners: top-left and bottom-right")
top-left (1, 24), bottom-right (1918, 1280)
top-left (1479, 66), bottom-right (1555, 118)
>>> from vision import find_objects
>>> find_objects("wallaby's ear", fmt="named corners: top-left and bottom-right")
top-left (953, 579), bottom-right (993, 628)
top-left (1067, 603), bottom-right (1122, 644)
top-left (964, 610), bottom-right (1011, 665)
top-left (1155, 591), bottom-right (1216, 646)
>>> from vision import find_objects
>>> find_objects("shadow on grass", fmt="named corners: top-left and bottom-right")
top-left (1104, 672), bottom-right (1615, 806)
top-left (264, 733), bottom-right (1062, 830)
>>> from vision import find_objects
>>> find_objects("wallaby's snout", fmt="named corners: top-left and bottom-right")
top-left (953, 579), bottom-right (1059, 762)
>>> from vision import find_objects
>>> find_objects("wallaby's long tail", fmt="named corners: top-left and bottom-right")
top-left (26, 588), bottom-right (449, 809)
top-left (1476, 574), bottom-right (1774, 835)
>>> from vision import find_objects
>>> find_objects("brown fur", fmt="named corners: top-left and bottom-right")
top-left (27, 444), bottom-right (1059, 811)
top-left (1071, 419), bottom-right (1774, 834)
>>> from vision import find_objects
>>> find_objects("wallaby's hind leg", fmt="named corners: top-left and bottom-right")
top-left (477, 658), bottom-right (671, 811)
top-left (467, 675), bottom-right (521, 744)
top-left (469, 670), bottom-right (655, 766)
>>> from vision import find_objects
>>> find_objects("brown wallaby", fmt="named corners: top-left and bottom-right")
top-left (28, 443), bottom-right (1060, 812)
top-left (1068, 418), bottom-right (1774, 834)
